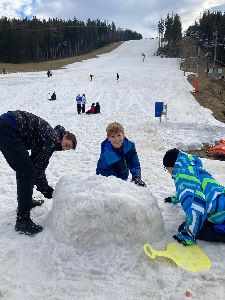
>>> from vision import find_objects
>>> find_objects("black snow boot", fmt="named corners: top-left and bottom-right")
top-left (15, 212), bottom-right (43, 235)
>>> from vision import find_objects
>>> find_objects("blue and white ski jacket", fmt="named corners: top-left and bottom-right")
top-left (96, 137), bottom-right (141, 180)
top-left (171, 151), bottom-right (225, 244)
top-left (76, 95), bottom-right (83, 104)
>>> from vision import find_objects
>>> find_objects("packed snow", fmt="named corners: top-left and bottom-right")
top-left (0, 39), bottom-right (225, 299)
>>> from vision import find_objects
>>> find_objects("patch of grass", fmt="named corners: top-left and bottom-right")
top-left (0, 42), bottom-right (123, 73)
top-left (186, 143), bottom-right (225, 161)
top-left (181, 36), bottom-right (225, 123)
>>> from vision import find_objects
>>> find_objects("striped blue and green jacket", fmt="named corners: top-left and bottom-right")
top-left (171, 151), bottom-right (225, 243)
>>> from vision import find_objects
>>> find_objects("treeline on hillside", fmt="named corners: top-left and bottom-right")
top-left (159, 13), bottom-right (182, 57)
top-left (187, 11), bottom-right (225, 65)
top-left (0, 16), bottom-right (142, 63)
top-left (164, 14), bottom-right (182, 44)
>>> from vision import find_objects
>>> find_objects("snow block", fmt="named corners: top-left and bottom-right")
top-left (47, 175), bottom-right (165, 247)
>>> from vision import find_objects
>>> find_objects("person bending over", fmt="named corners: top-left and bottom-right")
top-left (163, 148), bottom-right (225, 246)
top-left (0, 110), bottom-right (77, 235)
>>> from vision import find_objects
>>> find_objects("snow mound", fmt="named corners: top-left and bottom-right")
top-left (46, 175), bottom-right (165, 276)
top-left (48, 175), bottom-right (164, 245)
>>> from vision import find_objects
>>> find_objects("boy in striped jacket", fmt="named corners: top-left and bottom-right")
top-left (163, 148), bottom-right (225, 245)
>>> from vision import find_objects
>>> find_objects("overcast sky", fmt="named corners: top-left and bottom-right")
top-left (1, 0), bottom-right (225, 37)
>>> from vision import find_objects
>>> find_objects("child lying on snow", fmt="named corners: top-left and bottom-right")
top-left (163, 148), bottom-right (225, 246)
top-left (96, 122), bottom-right (146, 187)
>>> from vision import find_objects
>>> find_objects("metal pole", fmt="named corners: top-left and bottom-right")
top-left (158, 28), bottom-right (160, 48)
top-left (206, 52), bottom-right (209, 77)
top-left (195, 46), bottom-right (200, 92)
top-left (196, 46), bottom-right (200, 77)
top-left (213, 30), bottom-right (218, 69)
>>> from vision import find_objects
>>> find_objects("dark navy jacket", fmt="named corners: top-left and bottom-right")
top-left (0, 110), bottom-right (65, 189)
top-left (96, 137), bottom-right (141, 180)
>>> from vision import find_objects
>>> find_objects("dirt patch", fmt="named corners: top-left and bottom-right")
top-left (0, 42), bottom-right (123, 73)
top-left (186, 143), bottom-right (225, 161)
top-left (188, 75), bottom-right (225, 124)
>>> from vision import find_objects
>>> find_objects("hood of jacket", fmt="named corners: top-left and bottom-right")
top-left (54, 125), bottom-right (65, 140)
top-left (172, 151), bottom-right (203, 177)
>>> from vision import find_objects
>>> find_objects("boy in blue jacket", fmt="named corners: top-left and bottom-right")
top-left (163, 148), bottom-right (225, 246)
top-left (96, 122), bottom-right (146, 186)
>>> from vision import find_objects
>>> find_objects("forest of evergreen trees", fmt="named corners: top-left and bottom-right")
top-left (159, 13), bottom-right (182, 57)
top-left (187, 11), bottom-right (225, 65)
top-left (164, 13), bottom-right (182, 44)
top-left (0, 16), bottom-right (142, 63)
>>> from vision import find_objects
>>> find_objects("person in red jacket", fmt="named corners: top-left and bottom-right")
top-left (86, 103), bottom-right (96, 114)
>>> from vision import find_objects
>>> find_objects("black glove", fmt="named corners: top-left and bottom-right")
top-left (132, 176), bottom-right (147, 187)
top-left (173, 231), bottom-right (196, 246)
top-left (164, 197), bottom-right (172, 203)
top-left (178, 222), bottom-right (185, 232)
top-left (38, 185), bottom-right (54, 199)
top-left (173, 234), bottom-right (188, 246)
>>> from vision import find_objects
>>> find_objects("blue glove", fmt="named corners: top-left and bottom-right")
top-left (173, 230), bottom-right (196, 246)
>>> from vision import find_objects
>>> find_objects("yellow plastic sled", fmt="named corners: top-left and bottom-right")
top-left (143, 242), bottom-right (211, 272)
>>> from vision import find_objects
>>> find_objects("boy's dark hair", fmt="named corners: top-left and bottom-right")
top-left (65, 131), bottom-right (77, 150)
top-left (163, 148), bottom-right (179, 167)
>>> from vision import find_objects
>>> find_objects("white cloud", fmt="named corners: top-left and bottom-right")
top-left (0, 0), bottom-right (33, 17)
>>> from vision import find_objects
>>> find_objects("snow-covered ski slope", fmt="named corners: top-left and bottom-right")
top-left (0, 39), bottom-right (225, 299)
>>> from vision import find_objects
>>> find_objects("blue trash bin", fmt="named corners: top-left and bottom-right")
top-left (155, 102), bottom-right (164, 117)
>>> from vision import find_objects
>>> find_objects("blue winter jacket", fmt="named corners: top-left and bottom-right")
top-left (96, 137), bottom-right (141, 180)
top-left (171, 151), bottom-right (225, 244)
top-left (76, 96), bottom-right (83, 104)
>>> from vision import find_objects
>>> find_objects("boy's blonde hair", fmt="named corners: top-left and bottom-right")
top-left (106, 122), bottom-right (124, 138)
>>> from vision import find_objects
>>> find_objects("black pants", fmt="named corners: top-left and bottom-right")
top-left (77, 104), bottom-right (82, 114)
top-left (198, 220), bottom-right (225, 243)
top-left (0, 120), bottom-right (34, 215)
top-left (179, 221), bottom-right (225, 243)
top-left (82, 104), bottom-right (85, 113)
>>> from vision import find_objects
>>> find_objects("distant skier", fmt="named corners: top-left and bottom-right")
top-left (47, 69), bottom-right (52, 77)
top-left (95, 102), bottom-right (100, 114)
top-left (76, 94), bottom-right (83, 114)
top-left (141, 52), bottom-right (145, 62)
top-left (90, 74), bottom-right (94, 81)
top-left (86, 103), bottom-right (96, 114)
top-left (116, 73), bottom-right (119, 81)
top-left (0, 110), bottom-right (77, 235)
top-left (96, 122), bottom-right (146, 186)
top-left (49, 92), bottom-right (56, 101)
top-left (82, 94), bottom-right (86, 113)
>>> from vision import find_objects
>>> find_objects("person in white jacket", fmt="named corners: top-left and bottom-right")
top-left (82, 94), bottom-right (86, 113)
